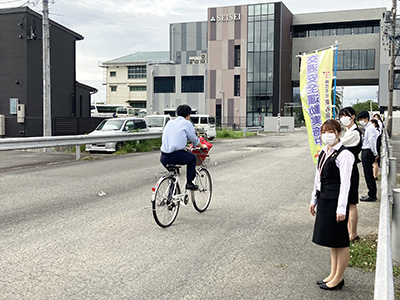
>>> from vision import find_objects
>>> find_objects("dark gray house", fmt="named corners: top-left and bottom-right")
top-left (0, 7), bottom-right (97, 137)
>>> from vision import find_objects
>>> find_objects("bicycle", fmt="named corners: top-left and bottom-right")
top-left (151, 147), bottom-right (212, 228)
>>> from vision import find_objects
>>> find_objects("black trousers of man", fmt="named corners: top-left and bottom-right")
top-left (160, 150), bottom-right (196, 183)
top-left (361, 149), bottom-right (377, 199)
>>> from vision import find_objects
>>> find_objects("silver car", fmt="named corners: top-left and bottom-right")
top-left (85, 117), bottom-right (148, 153)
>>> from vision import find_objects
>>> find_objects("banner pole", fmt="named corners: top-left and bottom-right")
top-left (332, 42), bottom-right (338, 119)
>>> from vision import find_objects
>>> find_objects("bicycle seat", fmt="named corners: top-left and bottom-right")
top-left (165, 164), bottom-right (181, 172)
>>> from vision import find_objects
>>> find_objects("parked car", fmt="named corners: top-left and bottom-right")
top-left (85, 117), bottom-right (148, 153)
top-left (144, 115), bottom-right (171, 132)
top-left (190, 115), bottom-right (216, 140)
top-left (194, 125), bottom-right (206, 138)
top-left (115, 107), bottom-right (140, 118)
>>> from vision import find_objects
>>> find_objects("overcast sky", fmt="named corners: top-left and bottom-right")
top-left (0, 0), bottom-right (390, 106)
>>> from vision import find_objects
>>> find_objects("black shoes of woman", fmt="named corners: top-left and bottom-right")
top-left (319, 279), bottom-right (345, 290)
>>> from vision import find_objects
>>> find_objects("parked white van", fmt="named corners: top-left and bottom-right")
top-left (145, 115), bottom-right (171, 132)
top-left (115, 107), bottom-right (139, 118)
top-left (190, 115), bottom-right (216, 140)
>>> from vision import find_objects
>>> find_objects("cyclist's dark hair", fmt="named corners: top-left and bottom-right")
top-left (321, 119), bottom-right (342, 134)
top-left (357, 110), bottom-right (370, 121)
top-left (177, 105), bottom-right (192, 118)
top-left (339, 107), bottom-right (356, 118)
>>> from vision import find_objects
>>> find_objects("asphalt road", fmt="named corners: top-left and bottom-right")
top-left (0, 132), bottom-right (379, 299)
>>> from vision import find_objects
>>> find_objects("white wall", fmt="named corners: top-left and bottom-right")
top-left (264, 117), bottom-right (295, 132)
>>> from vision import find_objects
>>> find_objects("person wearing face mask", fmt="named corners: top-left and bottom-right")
top-left (357, 111), bottom-right (379, 202)
top-left (370, 119), bottom-right (380, 180)
top-left (310, 119), bottom-right (354, 290)
top-left (339, 107), bottom-right (362, 242)
top-left (372, 113), bottom-right (383, 170)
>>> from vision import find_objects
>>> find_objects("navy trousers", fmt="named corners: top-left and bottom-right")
top-left (361, 149), bottom-right (377, 199)
top-left (160, 150), bottom-right (197, 183)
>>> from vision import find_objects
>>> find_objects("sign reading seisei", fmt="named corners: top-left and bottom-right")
top-left (210, 13), bottom-right (241, 22)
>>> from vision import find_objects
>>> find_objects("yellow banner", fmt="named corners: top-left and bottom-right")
top-left (300, 48), bottom-right (334, 164)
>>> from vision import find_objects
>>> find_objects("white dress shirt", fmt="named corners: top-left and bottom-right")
top-left (310, 141), bottom-right (355, 215)
top-left (361, 122), bottom-right (379, 156)
top-left (341, 124), bottom-right (361, 147)
top-left (160, 116), bottom-right (200, 153)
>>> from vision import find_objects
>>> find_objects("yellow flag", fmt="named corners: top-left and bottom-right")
top-left (300, 48), bottom-right (334, 164)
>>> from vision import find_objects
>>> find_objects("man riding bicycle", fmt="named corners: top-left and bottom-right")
top-left (160, 104), bottom-right (207, 191)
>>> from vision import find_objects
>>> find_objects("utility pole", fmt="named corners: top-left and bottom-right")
top-left (42, 0), bottom-right (52, 137)
top-left (387, 0), bottom-right (397, 137)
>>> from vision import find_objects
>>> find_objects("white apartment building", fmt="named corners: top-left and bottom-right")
top-left (101, 51), bottom-right (169, 108)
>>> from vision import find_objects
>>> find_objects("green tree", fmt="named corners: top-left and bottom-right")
top-left (332, 88), bottom-right (343, 117)
top-left (352, 100), bottom-right (380, 117)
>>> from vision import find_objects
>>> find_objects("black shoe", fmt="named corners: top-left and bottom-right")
top-left (360, 196), bottom-right (377, 202)
top-left (185, 182), bottom-right (199, 191)
top-left (319, 279), bottom-right (345, 290)
top-left (316, 280), bottom-right (327, 285)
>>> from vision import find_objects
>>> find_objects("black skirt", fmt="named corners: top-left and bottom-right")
top-left (312, 197), bottom-right (349, 248)
top-left (348, 164), bottom-right (359, 205)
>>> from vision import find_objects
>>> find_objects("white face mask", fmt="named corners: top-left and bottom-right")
top-left (340, 116), bottom-right (352, 126)
top-left (359, 120), bottom-right (366, 126)
top-left (321, 133), bottom-right (337, 146)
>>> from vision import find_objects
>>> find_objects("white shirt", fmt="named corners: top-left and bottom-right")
top-left (341, 124), bottom-right (361, 147)
top-left (310, 141), bottom-right (355, 215)
top-left (361, 122), bottom-right (379, 156)
top-left (160, 116), bottom-right (200, 153)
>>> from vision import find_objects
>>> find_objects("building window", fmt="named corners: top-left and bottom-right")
top-left (181, 76), bottom-right (204, 93)
top-left (247, 4), bottom-right (275, 126)
top-left (130, 86), bottom-right (146, 92)
top-left (128, 65), bottom-right (146, 79)
top-left (293, 20), bottom-right (380, 38)
top-left (110, 71), bottom-right (116, 77)
top-left (336, 49), bottom-right (375, 71)
top-left (154, 77), bottom-right (175, 93)
top-left (130, 101), bottom-right (146, 108)
top-left (234, 75), bottom-right (240, 96)
top-left (394, 71), bottom-right (400, 89)
top-left (234, 45), bottom-right (241, 67)
top-left (110, 86), bottom-right (117, 92)
top-left (10, 98), bottom-right (18, 114)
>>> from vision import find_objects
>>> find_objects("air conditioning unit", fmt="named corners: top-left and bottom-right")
top-left (200, 53), bottom-right (207, 59)
top-left (200, 59), bottom-right (206, 63)
top-left (194, 59), bottom-right (199, 64)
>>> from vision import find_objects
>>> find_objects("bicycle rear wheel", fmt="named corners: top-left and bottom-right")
top-left (152, 177), bottom-right (180, 227)
top-left (192, 168), bottom-right (212, 212)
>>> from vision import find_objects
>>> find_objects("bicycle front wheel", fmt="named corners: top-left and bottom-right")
top-left (152, 177), bottom-right (180, 228)
top-left (192, 168), bottom-right (212, 212)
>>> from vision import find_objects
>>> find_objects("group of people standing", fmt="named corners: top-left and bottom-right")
top-left (310, 107), bottom-right (383, 291)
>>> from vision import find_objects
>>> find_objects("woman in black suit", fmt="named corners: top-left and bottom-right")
top-left (310, 119), bottom-right (354, 290)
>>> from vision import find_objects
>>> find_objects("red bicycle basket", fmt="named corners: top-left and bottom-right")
top-left (192, 148), bottom-right (209, 166)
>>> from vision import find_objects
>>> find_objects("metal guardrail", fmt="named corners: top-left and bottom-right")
top-left (374, 130), bottom-right (395, 300)
top-left (0, 131), bottom-right (162, 159)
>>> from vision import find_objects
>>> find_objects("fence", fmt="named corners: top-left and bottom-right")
top-left (0, 131), bottom-right (162, 160)
top-left (2, 116), bottom-right (105, 138)
top-left (374, 130), bottom-right (395, 300)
